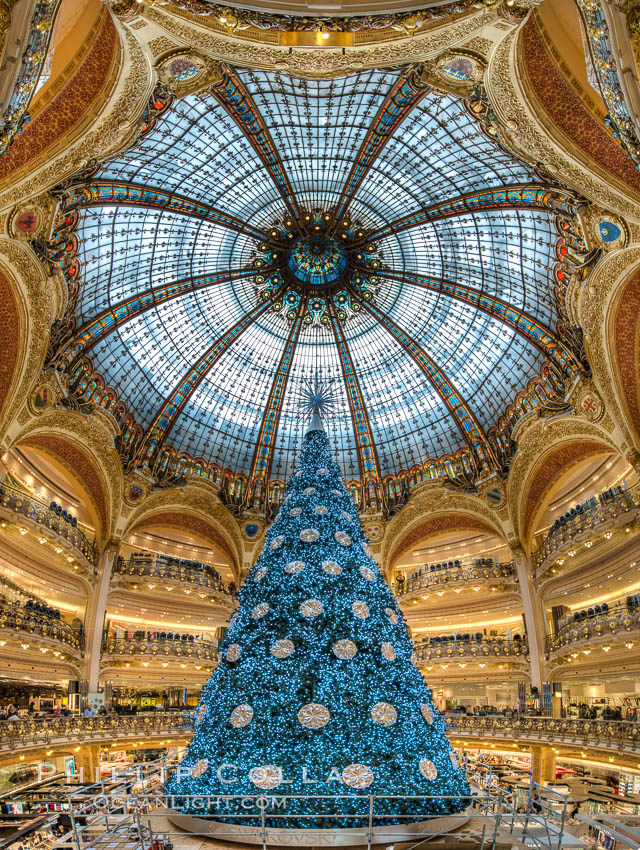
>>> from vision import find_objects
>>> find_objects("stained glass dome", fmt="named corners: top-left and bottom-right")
top-left (52, 65), bottom-right (583, 512)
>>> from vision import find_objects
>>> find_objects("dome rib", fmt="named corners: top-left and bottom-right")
top-left (243, 298), bottom-right (307, 511)
top-left (54, 267), bottom-right (255, 369)
top-left (364, 184), bottom-right (581, 244)
top-left (211, 66), bottom-right (305, 230)
top-left (328, 307), bottom-right (387, 512)
top-left (372, 268), bottom-right (578, 377)
top-left (330, 64), bottom-right (430, 229)
top-left (59, 180), bottom-right (270, 243)
top-left (139, 283), bottom-right (287, 468)
top-left (352, 291), bottom-right (496, 473)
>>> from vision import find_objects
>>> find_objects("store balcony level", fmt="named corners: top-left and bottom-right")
top-left (533, 488), bottom-right (640, 580)
top-left (395, 559), bottom-right (517, 600)
top-left (112, 552), bottom-right (235, 602)
top-left (0, 711), bottom-right (192, 756)
top-left (0, 484), bottom-right (97, 571)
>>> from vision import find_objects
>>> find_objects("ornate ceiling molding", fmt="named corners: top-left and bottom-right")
top-left (143, 4), bottom-right (500, 79)
top-left (505, 415), bottom-right (621, 548)
top-left (579, 245), bottom-right (640, 455)
top-left (487, 24), bottom-right (640, 223)
top-left (0, 22), bottom-right (153, 213)
top-left (0, 240), bottom-right (53, 444)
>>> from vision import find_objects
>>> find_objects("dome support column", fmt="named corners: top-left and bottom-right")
top-left (511, 543), bottom-right (547, 692)
top-left (84, 540), bottom-right (119, 693)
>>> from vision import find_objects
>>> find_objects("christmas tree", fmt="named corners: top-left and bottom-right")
top-left (166, 414), bottom-right (470, 828)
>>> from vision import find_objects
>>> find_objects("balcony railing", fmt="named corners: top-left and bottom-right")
top-left (546, 594), bottom-right (640, 655)
top-left (448, 715), bottom-right (640, 754)
top-left (0, 711), bottom-right (192, 753)
top-left (0, 599), bottom-right (83, 652)
top-left (532, 489), bottom-right (639, 576)
top-left (0, 484), bottom-right (97, 566)
top-left (396, 561), bottom-right (516, 598)
top-left (102, 632), bottom-right (219, 661)
top-left (414, 636), bottom-right (528, 662)
top-left (114, 553), bottom-right (234, 597)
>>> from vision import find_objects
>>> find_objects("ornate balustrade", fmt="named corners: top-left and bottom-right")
top-left (0, 711), bottom-right (192, 754)
top-left (5, 711), bottom-right (638, 759)
top-left (113, 553), bottom-right (234, 598)
top-left (546, 596), bottom-right (640, 657)
top-left (415, 637), bottom-right (528, 662)
top-left (102, 633), bottom-right (219, 661)
top-left (532, 489), bottom-right (639, 578)
top-left (396, 561), bottom-right (516, 599)
top-left (0, 484), bottom-right (97, 567)
top-left (0, 599), bottom-right (83, 653)
top-left (448, 715), bottom-right (640, 756)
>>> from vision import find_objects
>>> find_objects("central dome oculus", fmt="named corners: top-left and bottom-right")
top-left (288, 233), bottom-right (347, 286)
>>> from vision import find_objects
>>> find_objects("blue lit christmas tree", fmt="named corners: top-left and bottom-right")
top-left (166, 394), bottom-right (470, 828)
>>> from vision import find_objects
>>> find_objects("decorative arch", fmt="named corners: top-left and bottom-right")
top-left (516, 10), bottom-right (640, 204)
top-left (388, 512), bottom-right (503, 570)
top-left (579, 246), bottom-right (640, 455)
top-left (507, 416), bottom-right (620, 549)
top-left (0, 6), bottom-right (121, 190)
top-left (122, 487), bottom-right (243, 578)
top-left (382, 482), bottom-right (507, 570)
top-left (0, 241), bottom-right (57, 444)
top-left (607, 266), bottom-right (640, 448)
top-left (12, 410), bottom-right (123, 546)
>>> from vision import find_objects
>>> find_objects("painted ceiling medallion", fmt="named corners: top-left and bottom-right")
top-left (252, 212), bottom-right (381, 328)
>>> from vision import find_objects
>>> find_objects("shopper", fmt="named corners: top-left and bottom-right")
top-left (83, 704), bottom-right (95, 717)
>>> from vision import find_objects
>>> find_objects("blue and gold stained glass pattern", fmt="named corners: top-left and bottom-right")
top-left (51, 66), bottom-right (586, 501)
